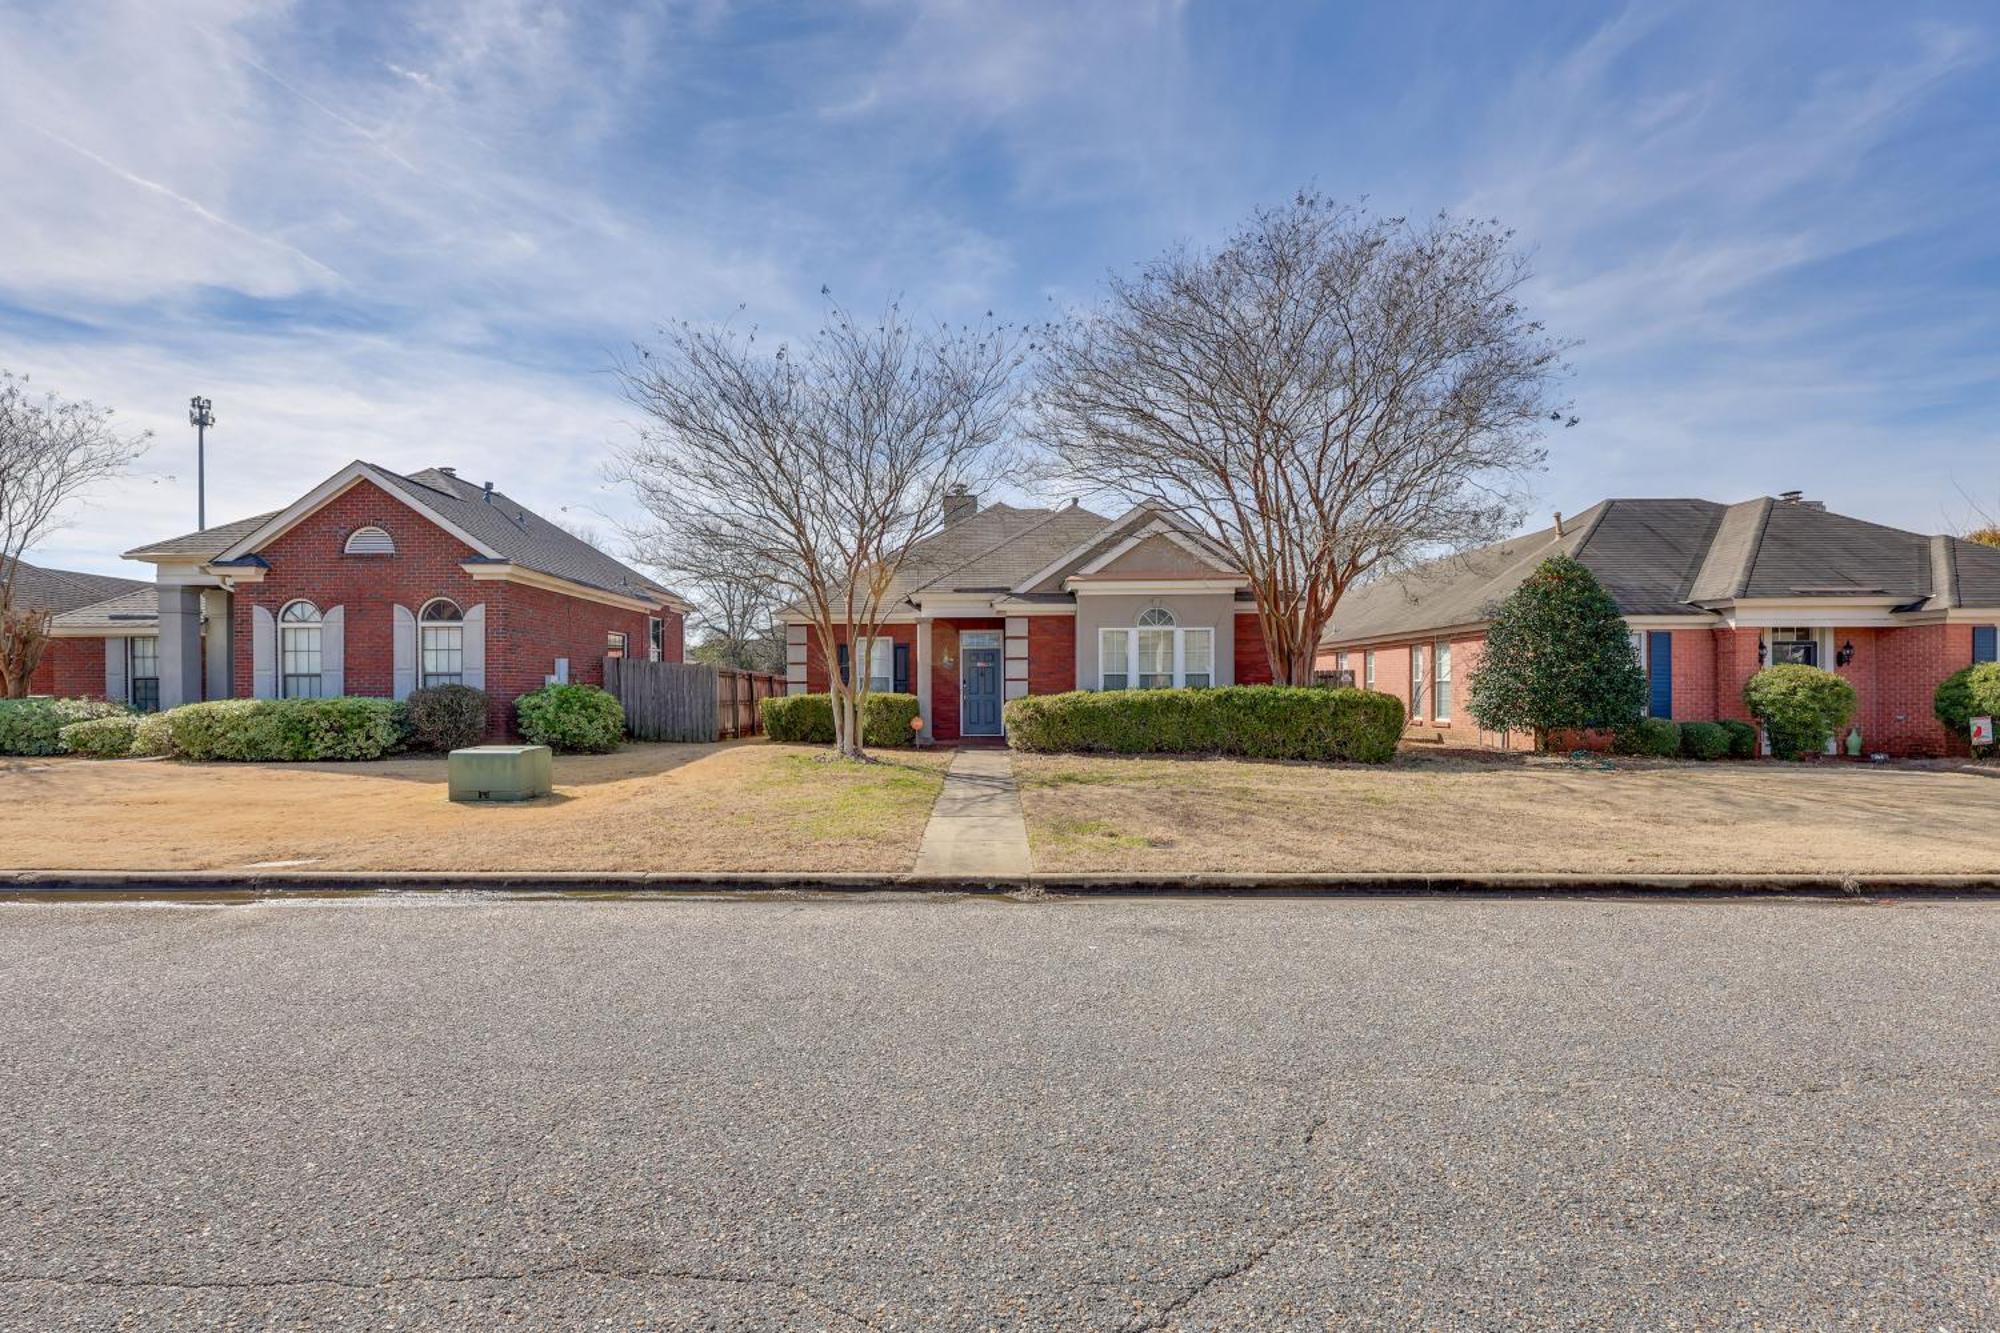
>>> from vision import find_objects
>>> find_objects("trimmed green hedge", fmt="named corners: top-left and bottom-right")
top-left (1717, 719), bottom-right (1760, 759)
top-left (1678, 721), bottom-right (1730, 761)
top-left (160, 698), bottom-right (409, 762)
top-left (59, 714), bottom-right (142, 758)
top-left (1612, 716), bottom-right (1681, 757)
top-left (131, 712), bottom-right (175, 758)
top-left (1003, 686), bottom-right (1407, 763)
top-left (514, 683), bottom-right (624, 754)
top-left (1744, 665), bottom-right (1856, 759)
top-left (0, 698), bottom-right (129, 756)
top-left (1934, 663), bottom-right (2000, 757)
top-left (759, 692), bottom-right (920, 747)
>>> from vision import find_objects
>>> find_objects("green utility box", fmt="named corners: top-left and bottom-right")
top-left (448, 744), bottom-right (554, 803)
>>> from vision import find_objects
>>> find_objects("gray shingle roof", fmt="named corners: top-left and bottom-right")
top-left (8, 561), bottom-right (148, 614)
top-left (124, 464), bottom-right (683, 608)
top-left (1323, 496), bottom-right (2000, 646)
top-left (50, 586), bottom-right (166, 632)
top-left (124, 512), bottom-right (282, 561)
top-left (889, 502), bottom-right (1115, 601)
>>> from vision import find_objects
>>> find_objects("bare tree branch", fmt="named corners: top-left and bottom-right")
top-left (1031, 194), bottom-right (1571, 684)
top-left (0, 371), bottom-right (150, 697)
top-left (613, 301), bottom-right (1023, 757)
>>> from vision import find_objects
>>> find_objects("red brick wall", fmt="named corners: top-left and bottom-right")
top-left (1026, 616), bottom-right (1076, 695)
top-left (1233, 613), bottom-right (1275, 685)
top-left (1664, 629), bottom-right (1714, 721)
top-left (1711, 628), bottom-right (1762, 724)
top-left (33, 638), bottom-right (108, 699)
top-left (1873, 623), bottom-right (1971, 756)
top-left (227, 479), bottom-right (673, 736)
top-left (800, 623), bottom-right (919, 696)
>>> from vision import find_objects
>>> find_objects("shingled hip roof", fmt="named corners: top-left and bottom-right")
top-left (1321, 496), bottom-right (2000, 646)
top-left (122, 461), bottom-right (686, 610)
top-left (6, 560), bottom-right (149, 615)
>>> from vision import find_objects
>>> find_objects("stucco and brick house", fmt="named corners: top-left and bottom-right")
top-left (1316, 494), bottom-right (2000, 756)
top-left (53, 460), bottom-right (686, 735)
top-left (783, 490), bottom-right (1275, 743)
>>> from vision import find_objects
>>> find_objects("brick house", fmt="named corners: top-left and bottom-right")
top-left (51, 460), bottom-right (687, 735)
top-left (12, 561), bottom-right (151, 699)
top-left (783, 490), bottom-right (1275, 743)
top-left (1316, 494), bottom-right (2000, 756)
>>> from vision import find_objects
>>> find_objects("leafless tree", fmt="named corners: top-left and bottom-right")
top-left (627, 526), bottom-right (787, 673)
top-left (0, 372), bottom-right (150, 697)
top-left (615, 302), bottom-right (1023, 758)
top-left (1033, 193), bottom-right (1570, 684)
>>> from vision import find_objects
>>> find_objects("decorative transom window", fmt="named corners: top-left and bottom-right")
top-left (1100, 609), bottom-right (1213, 690)
top-left (279, 600), bottom-right (324, 699)
top-left (344, 526), bottom-right (395, 555)
top-left (420, 599), bottom-right (464, 688)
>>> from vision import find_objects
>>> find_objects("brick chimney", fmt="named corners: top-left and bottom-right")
top-left (943, 484), bottom-right (977, 526)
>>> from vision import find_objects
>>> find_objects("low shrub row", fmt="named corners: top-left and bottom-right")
top-left (1003, 686), bottom-right (1407, 763)
top-left (23, 682), bottom-right (628, 761)
top-left (1606, 716), bottom-right (1759, 761)
top-left (0, 697), bottom-right (129, 756)
top-left (759, 692), bottom-right (921, 747)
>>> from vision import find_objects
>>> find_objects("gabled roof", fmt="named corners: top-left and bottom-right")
top-left (891, 502), bottom-right (1114, 600)
top-left (125, 462), bottom-right (686, 611)
top-left (6, 560), bottom-right (149, 614)
top-left (1322, 495), bottom-right (2000, 647)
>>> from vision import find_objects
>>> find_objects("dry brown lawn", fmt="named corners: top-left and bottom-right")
top-left (1015, 750), bottom-right (2000, 874)
top-left (0, 742), bottom-right (951, 873)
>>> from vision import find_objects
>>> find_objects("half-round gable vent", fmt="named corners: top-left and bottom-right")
top-left (344, 526), bottom-right (395, 556)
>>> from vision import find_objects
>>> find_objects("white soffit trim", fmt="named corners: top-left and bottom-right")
top-left (1318, 620), bottom-right (1495, 651)
top-left (461, 562), bottom-right (663, 613)
top-left (1065, 577), bottom-right (1245, 596)
top-left (989, 599), bottom-right (1076, 615)
top-left (215, 461), bottom-right (502, 564)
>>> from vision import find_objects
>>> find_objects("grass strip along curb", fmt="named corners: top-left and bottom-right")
top-left (3, 870), bottom-right (1999, 897)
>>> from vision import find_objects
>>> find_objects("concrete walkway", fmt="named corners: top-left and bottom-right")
top-left (911, 748), bottom-right (1032, 879)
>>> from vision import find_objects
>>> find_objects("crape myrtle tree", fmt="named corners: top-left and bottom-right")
top-left (1033, 193), bottom-right (1570, 684)
top-left (616, 301), bottom-right (1023, 759)
top-left (0, 371), bottom-right (149, 697)
top-left (1465, 554), bottom-right (1645, 749)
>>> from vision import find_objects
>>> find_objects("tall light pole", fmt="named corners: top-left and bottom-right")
top-left (188, 396), bottom-right (215, 529)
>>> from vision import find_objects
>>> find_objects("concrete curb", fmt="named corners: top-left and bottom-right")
top-left (3, 869), bottom-right (2000, 897)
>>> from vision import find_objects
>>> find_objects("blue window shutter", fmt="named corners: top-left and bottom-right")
top-left (1647, 631), bottom-right (1673, 719)
top-left (836, 642), bottom-right (849, 685)
top-left (1976, 626), bottom-right (1998, 664)
top-left (893, 642), bottom-right (910, 694)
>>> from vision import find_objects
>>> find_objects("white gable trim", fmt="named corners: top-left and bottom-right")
top-left (214, 461), bottom-right (502, 564)
top-left (1074, 520), bottom-right (1242, 577)
top-left (1009, 504), bottom-right (1239, 594)
top-left (461, 561), bottom-right (665, 614)
top-left (1009, 504), bottom-right (1151, 594)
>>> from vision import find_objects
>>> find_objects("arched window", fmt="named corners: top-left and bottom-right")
top-left (344, 525), bottom-right (395, 555)
top-left (419, 599), bottom-right (465, 688)
top-left (1100, 606), bottom-right (1213, 691)
top-left (279, 600), bottom-right (324, 698)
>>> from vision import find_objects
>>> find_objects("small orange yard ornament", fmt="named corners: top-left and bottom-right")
top-left (910, 713), bottom-right (928, 746)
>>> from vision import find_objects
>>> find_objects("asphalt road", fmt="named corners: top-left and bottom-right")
top-left (0, 894), bottom-right (1993, 1331)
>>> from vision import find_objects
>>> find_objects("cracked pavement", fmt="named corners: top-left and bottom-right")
top-left (1, 893), bottom-right (1995, 1330)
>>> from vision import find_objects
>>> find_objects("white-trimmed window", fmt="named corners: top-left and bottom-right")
top-left (419, 598), bottom-right (464, 688)
top-left (1767, 627), bottom-right (1819, 666)
top-left (606, 631), bottom-right (629, 659)
top-left (279, 600), bottom-right (324, 699)
top-left (648, 617), bottom-right (665, 662)
top-left (344, 525), bottom-right (395, 556)
top-left (1364, 650), bottom-right (1376, 690)
top-left (1432, 639), bottom-right (1452, 722)
top-left (1409, 643), bottom-right (1427, 720)
top-left (128, 636), bottom-right (160, 712)
top-left (1098, 608), bottom-right (1215, 690)
top-left (861, 637), bottom-right (894, 692)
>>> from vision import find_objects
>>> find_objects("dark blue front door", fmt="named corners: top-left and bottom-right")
top-left (962, 647), bottom-right (1002, 735)
top-left (1647, 631), bottom-right (1674, 719)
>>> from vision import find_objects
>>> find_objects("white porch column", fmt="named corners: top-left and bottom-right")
top-left (157, 584), bottom-right (205, 709)
top-left (915, 618), bottom-right (934, 744)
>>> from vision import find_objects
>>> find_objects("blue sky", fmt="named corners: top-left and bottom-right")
top-left (4, 0), bottom-right (1996, 576)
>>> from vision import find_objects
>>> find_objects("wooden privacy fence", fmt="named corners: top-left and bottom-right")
top-left (602, 658), bottom-right (786, 742)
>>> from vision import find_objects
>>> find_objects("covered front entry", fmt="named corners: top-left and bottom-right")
top-left (959, 630), bottom-right (1003, 736)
